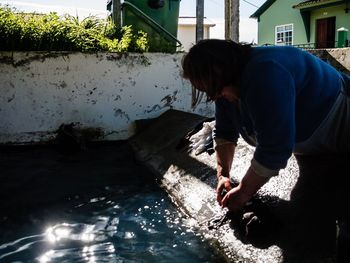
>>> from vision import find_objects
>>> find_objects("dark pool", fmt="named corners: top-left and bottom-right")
top-left (0, 142), bottom-right (224, 263)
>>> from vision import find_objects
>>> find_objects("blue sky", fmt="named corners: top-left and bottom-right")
top-left (0, 0), bottom-right (265, 42)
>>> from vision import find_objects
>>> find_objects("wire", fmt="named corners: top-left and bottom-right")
top-left (241, 0), bottom-right (259, 8)
top-left (207, 0), bottom-right (261, 10)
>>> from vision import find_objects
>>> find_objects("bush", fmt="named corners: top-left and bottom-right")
top-left (0, 5), bottom-right (149, 52)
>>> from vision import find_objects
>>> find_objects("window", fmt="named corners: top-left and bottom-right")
top-left (275, 24), bottom-right (293, 46)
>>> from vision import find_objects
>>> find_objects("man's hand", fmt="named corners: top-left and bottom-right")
top-left (221, 166), bottom-right (270, 212)
top-left (216, 176), bottom-right (232, 205)
top-left (221, 186), bottom-right (251, 212)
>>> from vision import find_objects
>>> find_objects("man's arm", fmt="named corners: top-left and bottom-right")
top-left (216, 141), bottom-right (235, 179)
top-left (215, 141), bottom-right (235, 204)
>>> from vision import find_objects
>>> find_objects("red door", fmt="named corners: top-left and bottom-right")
top-left (316, 17), bottom-right (336, 48)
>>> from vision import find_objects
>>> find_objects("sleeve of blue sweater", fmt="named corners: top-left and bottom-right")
top-left (213, 98), bottom-right (240, 144)
top-left (245, 60), bottom-right (296, 170)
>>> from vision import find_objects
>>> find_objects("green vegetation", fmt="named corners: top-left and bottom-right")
top-left (0, 5), bottom-right (149, 52)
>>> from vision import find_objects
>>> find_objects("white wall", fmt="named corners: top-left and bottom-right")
top-left (0, 52), bottom-right (214, 144)
top-left (177, 25), bottom-right (211, 51)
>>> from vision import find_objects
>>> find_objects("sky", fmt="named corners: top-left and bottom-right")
top-left (0, 0), bottom-right (265, 43)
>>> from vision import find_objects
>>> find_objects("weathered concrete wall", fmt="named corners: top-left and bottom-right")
top-left (308, 47), bottom-right (350, 74)
top-left (0, 52), bottom-right (214, 144)
top-left (2, 48), bottom-right (348, 145)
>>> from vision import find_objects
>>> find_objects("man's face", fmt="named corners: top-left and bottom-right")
top-left (215, 86), bottom-right (238, 102)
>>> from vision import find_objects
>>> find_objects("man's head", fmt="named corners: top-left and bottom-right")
top-left (182, 39), bottom-right (251, 107)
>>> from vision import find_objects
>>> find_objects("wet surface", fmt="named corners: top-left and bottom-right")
top-left (130, 109), bottom-right (338, 263)
top-left (0, 109), bottom-right (343, 262)
top-left (0, 141), bottom-right (226, 262)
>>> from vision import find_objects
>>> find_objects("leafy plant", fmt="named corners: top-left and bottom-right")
top-left (0, 5), bottom-right (149, 52)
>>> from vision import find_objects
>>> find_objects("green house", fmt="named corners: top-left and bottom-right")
top-left (251, 0), bottom-right (350, 48)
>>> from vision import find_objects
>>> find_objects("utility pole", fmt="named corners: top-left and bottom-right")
top-left (112, 0), bottom-right (121, 27)
top-left (225, 0), bottom-right (239, 42)
top-left (196, 0), bottom-right (204, 43)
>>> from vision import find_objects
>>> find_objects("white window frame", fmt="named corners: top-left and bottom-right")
top-left (275, 24), bottom-right (294, 46)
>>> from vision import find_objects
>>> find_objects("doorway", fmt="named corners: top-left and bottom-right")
top-left (316, 16), bottom-right (336, 48)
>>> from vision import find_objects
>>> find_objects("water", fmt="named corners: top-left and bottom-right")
top-left (0, 144), bottom-right (224, 263)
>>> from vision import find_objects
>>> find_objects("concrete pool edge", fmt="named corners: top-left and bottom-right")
top-left (129, 109), bottom-right (338, 263)
top-left (128, 109), bottom-right (287, 262)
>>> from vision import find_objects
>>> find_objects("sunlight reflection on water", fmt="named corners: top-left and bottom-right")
top-left (1, 187), bottom-right (223, 263)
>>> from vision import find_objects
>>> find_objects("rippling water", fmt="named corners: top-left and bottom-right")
top-left (0, 180), bottom-right (223, 263)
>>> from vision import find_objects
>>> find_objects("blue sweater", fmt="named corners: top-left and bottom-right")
top-left (214, 46), bottom-right (346, 172)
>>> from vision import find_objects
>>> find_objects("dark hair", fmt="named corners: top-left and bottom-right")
top-left (182, 39), bottom-right (252, 107)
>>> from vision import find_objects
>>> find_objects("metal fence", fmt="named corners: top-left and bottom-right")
top-left (257, 40), bottom-right (350, 50)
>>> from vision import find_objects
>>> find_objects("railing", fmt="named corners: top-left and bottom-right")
top-left (258, 41), bottom-right (350, 50)
top-left (294, 41), bottom-right (338, 49)
top-left (292, 43), bottom-right (317, 49)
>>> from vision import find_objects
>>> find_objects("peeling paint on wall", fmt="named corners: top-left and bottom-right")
top-left (7, 93), bottom-right (15, 103)
top-left (0, 52), bottom-right (72, 67)
top-left (113, 108), bottom-right (130, 122)
top-left (161, 90), bottom-right (178, 107)
top-left (0, 52), bottom-right (214, 144)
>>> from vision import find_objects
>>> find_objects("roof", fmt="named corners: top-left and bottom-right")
top-left (250, 0), bottom-right (346, 17)
top-left (293, 0), bottom-right (345, 9)
top-left (178, 17), bottom-right (216, 27)
top-left (250, 0), bottom-right (277, 18)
